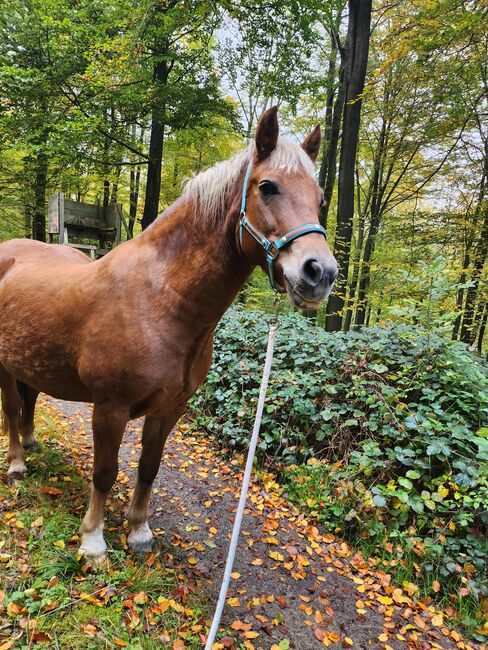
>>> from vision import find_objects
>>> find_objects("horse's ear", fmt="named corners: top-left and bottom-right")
top-left (255, 106), bottom-right (279, 161)
top-left (301, 124), bottom-right (321, 162)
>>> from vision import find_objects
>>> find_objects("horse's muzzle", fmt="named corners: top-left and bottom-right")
top-left (284, 257), bottom-right (338, 308)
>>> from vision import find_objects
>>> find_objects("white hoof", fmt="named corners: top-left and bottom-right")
top-left (79, 523), bottom-right (107, 558)
top-left (128, 522), bottom-right (153, 552)
top-left (7, 459), bottom-right (27, 483)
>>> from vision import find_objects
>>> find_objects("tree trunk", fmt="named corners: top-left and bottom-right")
top-left (110, 166), bottom-right (121, 204)
top-left (354, 113), bottom-right (388, 328)
top-left (452, 247), bottom-right (471, 340)
top-left (459, 151), bottom-right (487, 344)
top-left (129, 165), bottom-right (141, 237)
top-left (460, 212), bottom-right (488, 344)
top-left (141, 59), bottom-right (168, 230)
top-left (477, 304), bottom-right (487, 354)
top-left (319, 40), bottom-right (347, 229)
top-left (343, 165), bottom-right (364, 331)
top-left (325, 0), bottom-right (372, 332)
top-left (32, 148), bottom-right (48, 242)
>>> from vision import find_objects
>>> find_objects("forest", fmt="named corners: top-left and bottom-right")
top-left (0, 0), bottom-right (486, 349)
top-left (0, 1), bottom-right (487, 648)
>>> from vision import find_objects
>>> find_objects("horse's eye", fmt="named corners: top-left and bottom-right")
top-left (259, 180), bottom-right (279, 198)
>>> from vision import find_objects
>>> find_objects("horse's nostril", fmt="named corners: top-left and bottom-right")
top-left (302, 259), bottom-right (323, 286)
top-left (328, 266), bottom-right (338, 284)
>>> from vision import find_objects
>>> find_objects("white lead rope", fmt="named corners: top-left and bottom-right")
top-left (204, 324), bottom-right (278, 650)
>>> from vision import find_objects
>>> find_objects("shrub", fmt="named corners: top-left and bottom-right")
top-left (191, 307), bottom-right (488, 619)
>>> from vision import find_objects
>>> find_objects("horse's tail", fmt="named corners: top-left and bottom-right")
top-left (0, 384), bottom-right (25, 432)
top-left (0, 391), bottom-right (6, 432)
top-left (16, 380), bottom-right (28, 427)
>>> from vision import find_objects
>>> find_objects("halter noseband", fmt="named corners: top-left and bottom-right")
top-left (238, 160), bottom-right (327, 290)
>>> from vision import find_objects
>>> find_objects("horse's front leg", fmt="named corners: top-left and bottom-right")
top-left (79, 403), bottom-right (128, 560)
top-left (128, 410), bottom-right (184, 552)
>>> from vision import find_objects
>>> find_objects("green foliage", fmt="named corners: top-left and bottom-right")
top-left (191, 307), bottom-right (488, 616)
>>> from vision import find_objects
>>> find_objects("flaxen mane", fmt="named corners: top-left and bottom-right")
top-left (183, 139), bottom-right (316, 224)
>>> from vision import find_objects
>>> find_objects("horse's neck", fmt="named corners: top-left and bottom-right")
top-left (138, 195), bottom-right (252, 328)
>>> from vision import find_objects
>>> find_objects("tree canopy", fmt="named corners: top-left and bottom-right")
top-left (0, 0), bottom-right (486, 351)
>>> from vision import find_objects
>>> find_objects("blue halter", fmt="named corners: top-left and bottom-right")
top-left (238, 160), bottom-right (327, 290)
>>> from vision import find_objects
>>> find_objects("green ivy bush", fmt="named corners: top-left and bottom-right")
top-left (190, 308), bottom-right (488, 627)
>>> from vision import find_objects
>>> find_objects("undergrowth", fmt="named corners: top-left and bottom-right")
top-left (191, 307), bottom-right (488, 641)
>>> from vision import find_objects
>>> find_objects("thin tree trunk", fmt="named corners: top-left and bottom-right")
top-left (129, 166), bottom-right (141, 237)
top-left (452, 247), bottom-right (471, 340)
top-left (142, 59), bottom-right (168, 230)
top-left (460, 153), bottom-right (487, 344)
top-left (354, 114), bottom-right (388, 328)
top-left (32, 148), bottom-right (47, 242)
top-left (343, 165), bottom-right (364, 331)
top-left (477, 304), bottom-right (487, 354)
top-left (128, 126), bottom-right (144, 237)
top-left (318, 38), bottom-right (338, 195)
top-left (319, 40), bottom-right (347, 229)
top-left (460, 225), bottom-right (488, 345)
top-left (325, 0), bottom-right (372, 332)
top-left (110, 167), bottom-right (121, 204)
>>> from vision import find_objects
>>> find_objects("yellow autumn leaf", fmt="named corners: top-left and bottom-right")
top-left (269, 551), bottom-right (284, 561)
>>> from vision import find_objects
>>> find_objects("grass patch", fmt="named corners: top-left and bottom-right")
top-left (0, 405), bottom-right (207, 649)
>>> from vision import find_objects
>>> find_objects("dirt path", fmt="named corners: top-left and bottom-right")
top-left (45, 397), bottom-right (469, 650)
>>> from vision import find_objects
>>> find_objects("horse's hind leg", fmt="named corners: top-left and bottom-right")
top-left (79, 403), bottom-right (128, 559)
top-left (0, 373), bottom-right (26, 482)
top-left (19, 384), bottom-right (39, 449)
top-left (127, 409), bottom-right (184, 552)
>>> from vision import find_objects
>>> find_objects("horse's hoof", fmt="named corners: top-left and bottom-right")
top-left (128, 523), bottom-right (153, 553)
top-left (129, 540), bottom-right (153, 554)
top-left (7, 461), bottom-right (27, 484)
top-left (7, 471), bottom-right (25, 486)
top-left (80, 552), bottom-right (109, 568)
top-left (79, 524), bottom-right (107, 560)
top-left (22, 440), bottom-right (40, 451)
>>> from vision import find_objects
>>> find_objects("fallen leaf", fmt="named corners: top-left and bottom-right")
top-left (40, 487), bottom-right (63, 496)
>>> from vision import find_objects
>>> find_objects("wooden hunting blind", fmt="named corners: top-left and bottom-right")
top-left (48, 192), bottom-right (131, 259)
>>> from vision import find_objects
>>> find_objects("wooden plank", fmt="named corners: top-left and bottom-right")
top-left (64, 200), bottom-right (104, 228)
top-left (118, 206), bottom-right (132, 239)
top-left (48, 192), bottom-right (64, 234)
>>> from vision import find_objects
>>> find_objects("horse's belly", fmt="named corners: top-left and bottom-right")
top-left (1, 353), bottom-right (91, 402)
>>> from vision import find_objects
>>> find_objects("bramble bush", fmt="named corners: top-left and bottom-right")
top-left (191, 308), bottom-right (488, 631)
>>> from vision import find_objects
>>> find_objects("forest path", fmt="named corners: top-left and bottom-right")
top-left (46, 396), bottom-right (463, 650)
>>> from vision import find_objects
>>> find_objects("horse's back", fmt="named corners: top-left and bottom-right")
top-left (0, 239), bottom-right (90, 276)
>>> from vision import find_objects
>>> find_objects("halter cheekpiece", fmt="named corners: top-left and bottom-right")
top-left (238, 160), bottom-right (327, 289)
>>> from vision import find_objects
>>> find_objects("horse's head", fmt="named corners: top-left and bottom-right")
top-left (239, 107), bottom-right (338, 309)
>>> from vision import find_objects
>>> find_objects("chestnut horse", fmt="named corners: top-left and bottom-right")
top-left (0, 108), bottom-right (337, 559)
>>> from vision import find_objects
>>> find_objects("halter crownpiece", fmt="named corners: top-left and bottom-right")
top-left (238, 160), bottom-right (327, 290)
